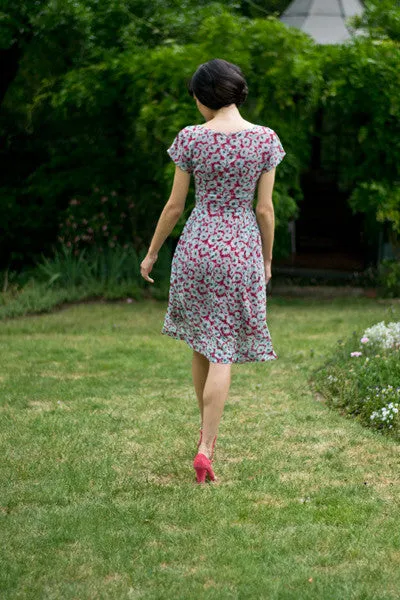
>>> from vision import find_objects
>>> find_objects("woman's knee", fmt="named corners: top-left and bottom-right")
top-left (209, 361), bottom-right (232, 371)
top-left (193, 349), bottom-right (209, 362)
top-left (207, 362), bottom-right (232, 384)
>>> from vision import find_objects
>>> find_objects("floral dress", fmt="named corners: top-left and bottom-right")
top-left (161, 124), bottom-right (286, 363)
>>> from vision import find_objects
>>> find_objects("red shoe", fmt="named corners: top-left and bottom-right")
top-left (197, 427), bottom-right (217, 461)
top-left (193, 452), bottom-right (216, 484)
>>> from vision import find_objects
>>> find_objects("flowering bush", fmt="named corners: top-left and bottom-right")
top-left (360, 321), bottom-right (400, 351)
top-left (370, 402), bottom-right (399, 429)
top-left (367, 386), bottom-right (400, 430)
top-left (312, 320), bottom-right (400, 440)
top-left (58, 186), bottom-right (140, 253)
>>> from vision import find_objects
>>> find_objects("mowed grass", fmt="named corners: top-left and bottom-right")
top-left (1, 297), bottom-right (400, 600)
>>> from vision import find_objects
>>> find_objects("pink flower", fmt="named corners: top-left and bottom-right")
top-left (360, 337), bottom-right (369, 344)
top-left (350, 351), bottom-right (362, 357)
top-left (102, 225), bottom-right (108, 231)
top-left (70, 199), bottom-right (79, 205)
top-left (101, 196), bottom-right (108, 203)
top-left (111, 191), bottom-right (117, 197)
top-left (87, 227), bottom-right (94, 234)
top-left (126, 298), bottom-right (133, 303)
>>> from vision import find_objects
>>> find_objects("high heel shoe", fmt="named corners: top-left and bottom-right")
top-left (197, 427), bottom-right (217, 461)
top-left (193, 452), bottom-right (216, 484)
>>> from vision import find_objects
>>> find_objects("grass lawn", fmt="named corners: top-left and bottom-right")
top-left (1, 297), bottom-right (400, 599)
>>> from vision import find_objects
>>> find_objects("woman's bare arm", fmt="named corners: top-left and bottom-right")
top-left (140, 166), bottom-right (190, 282)
top-left (147, 166), bottom-right (191, 257)
top-left (255, 168), bottom-right (276, 266)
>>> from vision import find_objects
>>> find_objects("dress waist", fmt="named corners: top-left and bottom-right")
top-left (193, 203), bottom-right (254, 217)
top-left (194, 189), bottom-right (255, 213)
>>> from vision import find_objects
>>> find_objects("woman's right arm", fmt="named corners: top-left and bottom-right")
top-left (255, 167), bottom-right (276, 283)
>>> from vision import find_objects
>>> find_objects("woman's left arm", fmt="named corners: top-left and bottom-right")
top-left (140, 166), bottom-right (191, 283)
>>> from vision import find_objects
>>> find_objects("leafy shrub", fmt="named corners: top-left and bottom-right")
top-left (35, 243), bottom-right (171, 290)
top-left (0, 243), bottom-right (173, 319)
top-left (2, 2), bottom-right (399, 271)
top-left (377, 259), bottom-right (400, 298)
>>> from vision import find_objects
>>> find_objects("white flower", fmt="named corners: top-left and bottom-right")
top-left (362, 321), bottom-right (400, 350)
top-left (369, 401), bottom-right (400, 428)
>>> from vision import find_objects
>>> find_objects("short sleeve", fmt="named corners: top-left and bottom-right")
top-left (167, 128), bottom-right (194, 173)
top-left (261, 130), bottom-right (286, 173)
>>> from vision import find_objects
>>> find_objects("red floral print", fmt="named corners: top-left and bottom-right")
top-left (161, 124), bottom-right (286, 363)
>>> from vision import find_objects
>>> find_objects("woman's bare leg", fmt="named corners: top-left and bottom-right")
top-left (198, 362), bottom-right (232, 459)
top-left (192, 350), bottom-right (210, 425)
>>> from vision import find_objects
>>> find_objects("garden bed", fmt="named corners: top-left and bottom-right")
top-left (311, 321), bottom-right (400, 440)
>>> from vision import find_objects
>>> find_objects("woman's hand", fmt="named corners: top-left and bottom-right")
top-left (140, 252), bottom-right (158, 284)
top-left (264, 259), bottom-right (272, 285)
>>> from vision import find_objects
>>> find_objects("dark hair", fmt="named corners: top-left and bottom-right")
top-left (187, 58), bottom-right (248, 110)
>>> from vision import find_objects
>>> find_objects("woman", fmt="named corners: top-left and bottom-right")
top-left (140, 58), bottom-right (286, 484)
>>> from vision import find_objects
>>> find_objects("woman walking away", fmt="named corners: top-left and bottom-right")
top-left (140, 58), bottom-right (286, 484)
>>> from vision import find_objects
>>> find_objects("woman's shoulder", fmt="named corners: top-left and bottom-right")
top-left (171, 125), bottom-right (198, 143)
top-left (178, 124), bottom-right (198, 135)
top-left (176, 123), bottom-right (281, 141)
top-left (258, 125), bottom-right (279, 137)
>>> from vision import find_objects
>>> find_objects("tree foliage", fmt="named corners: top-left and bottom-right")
top-left (318, 36), bottom-right (400, 252)
top-left (352, 0), bottom-right (400, 42)
top-left (0, 0), bottom-right (399, 268)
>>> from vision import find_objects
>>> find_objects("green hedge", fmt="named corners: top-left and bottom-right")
top-left (1, 2), bottom-right (399, 271)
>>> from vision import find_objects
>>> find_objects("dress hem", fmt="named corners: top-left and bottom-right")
top-left (161, 327), bottom-right (278, 364)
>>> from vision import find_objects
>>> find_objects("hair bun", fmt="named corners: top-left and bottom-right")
top-left (188, 58), bottom-right (249, 110)
top-left (237, 82), bottom-right (248, 106)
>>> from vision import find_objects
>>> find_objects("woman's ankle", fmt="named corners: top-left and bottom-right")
top-left (197, 442), bottom-right (211, 459)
